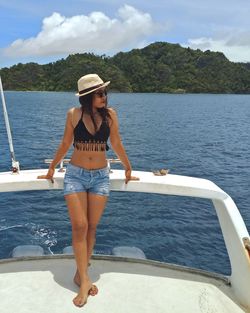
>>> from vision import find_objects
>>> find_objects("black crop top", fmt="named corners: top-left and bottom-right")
top-left (73, 109), bottom-right (110, 151)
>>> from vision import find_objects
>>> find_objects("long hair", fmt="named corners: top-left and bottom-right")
top-left (79, 92), bottom-right (111, 132)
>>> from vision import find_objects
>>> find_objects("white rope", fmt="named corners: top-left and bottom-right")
top-left (0, 76), bottom-right (20, 172)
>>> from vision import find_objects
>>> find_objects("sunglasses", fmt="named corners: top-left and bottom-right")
top-left (94, 90), bottom-right (107, 98)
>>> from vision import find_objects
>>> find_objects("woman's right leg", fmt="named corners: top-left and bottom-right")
top-left (65, 192), bottom-right (92, 307)
top-left (74, 192), bottom-right (108, 295)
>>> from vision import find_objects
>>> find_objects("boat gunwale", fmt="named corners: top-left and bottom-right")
top-left (0, 253), bottom-right (230, 285)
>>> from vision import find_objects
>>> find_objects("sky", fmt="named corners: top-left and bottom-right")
top-left (0, 0), bottom-right (250, 69)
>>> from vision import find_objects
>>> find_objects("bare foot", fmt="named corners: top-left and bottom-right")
top-left (89, 284), bottom-right (98, 296)
top-left (74, 270), bottom-right (98, 296)
top-left (73, 280), bottom-right (92, 307)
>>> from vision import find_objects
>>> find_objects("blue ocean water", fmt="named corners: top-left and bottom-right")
top-left (0, 92), bottom-right (249, 275)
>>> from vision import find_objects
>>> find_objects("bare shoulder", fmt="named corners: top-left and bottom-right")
top-left (67, 107), bottom-right (81, 127)
top-left (67, 107), bottom-right (81, 115)
top-left (107, 107), bottom-right (118, 120)
top-left (107, 107), bottom-right (115, 112)
top-left (107, 107), bottom-right (119, 129)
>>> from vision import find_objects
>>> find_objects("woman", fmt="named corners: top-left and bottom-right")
top-left (38, 73), bottom-right (139, 307)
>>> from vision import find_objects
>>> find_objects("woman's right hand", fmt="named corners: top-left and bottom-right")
top-left (37, 167), bottom-right (55, 183)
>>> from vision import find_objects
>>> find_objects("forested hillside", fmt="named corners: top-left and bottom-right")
top-left (1, 42), bottom-right (250, 93)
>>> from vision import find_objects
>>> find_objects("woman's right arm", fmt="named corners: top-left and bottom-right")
top-left (37, 108), bottom-right (75, 182)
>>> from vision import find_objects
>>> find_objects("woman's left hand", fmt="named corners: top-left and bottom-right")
top-left (125, 169), bottom-right (140, 184)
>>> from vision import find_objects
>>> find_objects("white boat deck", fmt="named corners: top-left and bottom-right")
top-left (0, 255), bottom-right (247, 313)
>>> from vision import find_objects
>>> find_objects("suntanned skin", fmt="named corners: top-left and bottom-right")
top-left (38, 89), bottom-right (139, 307)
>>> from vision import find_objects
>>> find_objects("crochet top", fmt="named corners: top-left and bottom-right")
top-left (73, 110), bottom-right (110, 151)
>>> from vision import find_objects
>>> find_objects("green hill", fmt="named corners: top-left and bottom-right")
top-left (1, 42), bottom-right (250, 93)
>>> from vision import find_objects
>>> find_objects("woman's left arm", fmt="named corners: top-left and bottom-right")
top-left (109, 108), bottom-right (139, 184)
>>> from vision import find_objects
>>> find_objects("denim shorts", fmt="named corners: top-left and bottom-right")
top-left (64, 163), bottom-right (110, 196)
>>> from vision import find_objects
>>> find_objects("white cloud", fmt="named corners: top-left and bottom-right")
top-left (184, 30), bottom-right (250, 63)
top-left (3, 5), bottom-right (163, 58)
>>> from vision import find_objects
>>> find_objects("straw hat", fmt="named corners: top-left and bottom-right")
top-left (76, 74), bottom-right (110, 96)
